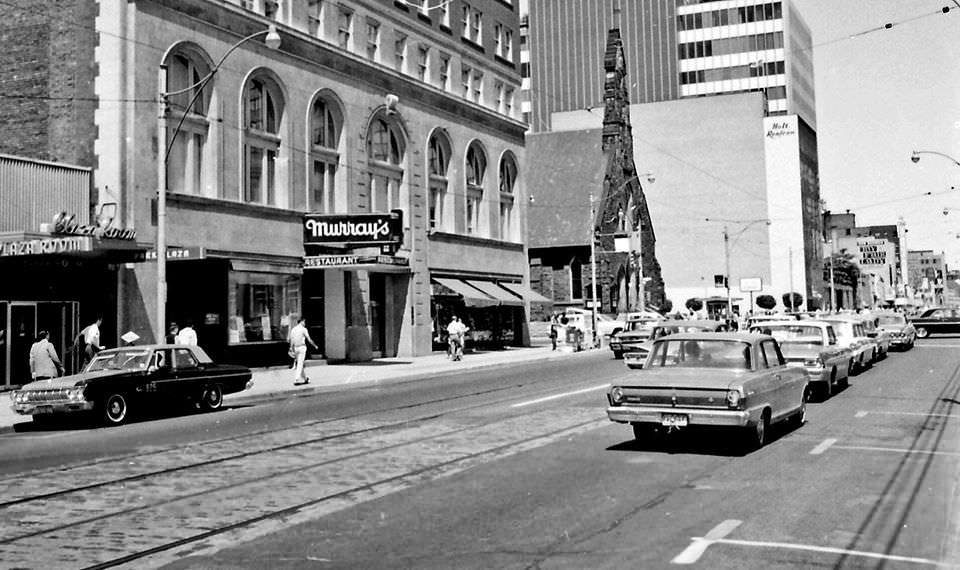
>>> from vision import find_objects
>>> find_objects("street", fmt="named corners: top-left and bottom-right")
top-left (0, 342), bottom-right (958, 569)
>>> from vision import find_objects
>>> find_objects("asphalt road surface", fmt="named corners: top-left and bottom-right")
top-left (0, 340), bottom-right (958, 569)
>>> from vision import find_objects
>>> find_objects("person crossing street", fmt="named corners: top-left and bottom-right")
top-left (288, 317), bottom-right (318, 385)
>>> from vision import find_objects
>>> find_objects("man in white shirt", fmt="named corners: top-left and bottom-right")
top-left (175, 320), bottom-right (198, 346)
top-left (288, 317), bottom-right (318, 385)
top-left (82, 317), bottom-right (104, 366)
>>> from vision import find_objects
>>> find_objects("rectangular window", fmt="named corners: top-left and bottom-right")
top-left (246, 146), bottom-right (263, 203)
top-left (394, 34), bottom-right (407, 73)
top-left (312, 159), bottom-right (337, 212)
top-left (461, 5), bottom-right (470, 38)
top-left (417, 45), bottom-right (429, 81)
top-left (307, 0), bottom-right (323, 36)
top-left (504, 87), bottom-right (514, 116)
top-left (471, 9), bottom-right (482, 42)
top-left (494, 23), bottom-right (502, 56)
top-left (472, 70), bottom-right (482, 102)
top-left (503, 29), bottom-right (513, 59)
top-left (500, 202), bottom-right (513, 242)
top-left (494, 80), bottom-right (503, 111)
top-left (337, 8), bottom-right (352, 50)
top-left (461, 66), bottom-right (471, 98)
top-left (366, 20), bottom-right (380, 60)
top-left (439, 54), bottom-right (450, 90)
top-left (439, 1), bottom-right (450, 27)
top-left (228, 271), bottom-right (301, 345)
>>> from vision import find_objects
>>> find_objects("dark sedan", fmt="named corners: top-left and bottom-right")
top-left (908, 307), bottom-right (960, 338)
top-left (10, 345), bottom-right (253, 425)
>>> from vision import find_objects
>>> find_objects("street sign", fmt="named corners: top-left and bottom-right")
top-left (740, 277), bottom-right (763, 292)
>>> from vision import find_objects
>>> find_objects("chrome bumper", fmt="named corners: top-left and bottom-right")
top-left (607, 405), bottom-right (752, 427)
top-left (12, 400), bottom-right (95, 416)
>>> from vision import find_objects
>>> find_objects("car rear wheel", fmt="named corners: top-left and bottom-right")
top-left (612, 350), bottom-right (623, 359)
top-left (199, 384), bottom-right (223, 411)
top-left (915, 327), bottom-right (929, 339)
top-left (744, 410), bottom-right (769, 451)
top-left (101, 393), bottom-right (128, 425)
top-left (632, 423), bottom-right (663, 444)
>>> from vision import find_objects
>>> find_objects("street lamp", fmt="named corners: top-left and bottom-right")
top-left (911, 150), bottom-right (960, 167)
top-left (705, 217), bottom-right (771, 318)
top-left (155, 24), bottom-right (281, 341)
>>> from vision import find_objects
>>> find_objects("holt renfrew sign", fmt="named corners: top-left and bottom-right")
top-left (303, 210), bottom-right (403, 247)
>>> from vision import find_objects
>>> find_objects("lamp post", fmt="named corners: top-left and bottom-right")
top-left (911, 150), bottom-right (960, 168)
top-left (155, 25), bottom-right (281, 341)
top-left (706, 217), bottom-right (771, 319)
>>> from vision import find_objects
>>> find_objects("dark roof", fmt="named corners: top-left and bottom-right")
top-left (526, 129), bottom-right (608, 248)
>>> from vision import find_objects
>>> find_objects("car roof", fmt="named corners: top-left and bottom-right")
top-left (654, 332), bottom-right (765, 343)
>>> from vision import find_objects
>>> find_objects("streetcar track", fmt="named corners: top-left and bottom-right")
top-left (0, 367), bottom-right (606, 507)
top-left (1, 406), bottom-right (604, 544)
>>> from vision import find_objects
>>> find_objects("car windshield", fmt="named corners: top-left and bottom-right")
top-left (753, 325), bottom-right (824, 345)
top-left (876, 315), bottom-right (905, 325)
top-left (87, 349), bottom-right (153, 372)
top-left (625, 321), bottom-right (654, 332)
top-left (646, 339), bottom-right (752, 370)
top-left (823, 321), bottom-right (853, 337)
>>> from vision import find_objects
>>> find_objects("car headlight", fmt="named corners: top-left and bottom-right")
top-left (610, 386), bottom-right (625, 405)
top-left (9, 391), bottom-right (19, 403)
top-left (726, 389), bottom-right (742, 409)
top-left (67, 387), bottom-right (85, 401)
top-left (804, 358), bottom-right (824, 368)
top-left (12, 392), bottom-right (27, 404)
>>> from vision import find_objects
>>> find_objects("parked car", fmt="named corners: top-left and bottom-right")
top-left (819, 316), bottom-right (877, 374)
top-left (748, 320), bottom-right (851, 399)
top-left (622, 319), bottom-right (731, 370)
top-left (606, 333), bottom-right (808, 449)
top-left (875, 312), bottom-right (916, 350)
top-left (609, 317), bottom-right (661, 359)
top-left (908, 306), bottom-right (960, 338)
top-left (593, 310), bottom-right (662, 341)
top-left (858, 315), bottom-right (891, 360)
top-left (10, 345), bottom-right (253, 426)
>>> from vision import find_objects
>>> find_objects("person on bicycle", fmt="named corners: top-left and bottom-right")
top-left (446, 316), bottom-right (467, 360)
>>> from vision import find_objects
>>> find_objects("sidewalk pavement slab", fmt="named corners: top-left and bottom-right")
top-left (1, 344), bottom-right (600, 434)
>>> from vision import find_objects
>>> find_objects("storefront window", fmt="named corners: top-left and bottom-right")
top-left (228, 271), bottom-right (301, 344)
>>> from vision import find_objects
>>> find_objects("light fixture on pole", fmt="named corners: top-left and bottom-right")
top-left (911, 150), bottom-right (960, 167)
top-left (705, 217), bottom-right (771, 319)
top-left (155, 25), bottom-right (280, 342)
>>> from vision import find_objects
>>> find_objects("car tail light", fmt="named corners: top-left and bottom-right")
top-left (726, 389), bottom-right (742, 409)
top-left (609, 386), bottom-right (625, 405)
top-left (804, 358), bottom-right (823, 368)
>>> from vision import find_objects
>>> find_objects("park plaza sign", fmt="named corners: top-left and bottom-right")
top-left (303, 210), bottom-right (403, 247)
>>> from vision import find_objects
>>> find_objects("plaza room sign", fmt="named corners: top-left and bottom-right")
top-left (303, 210), bottom-right (403, 247)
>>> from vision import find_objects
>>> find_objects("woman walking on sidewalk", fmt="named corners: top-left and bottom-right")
top-left (288, 317), bottom-right (318, 385)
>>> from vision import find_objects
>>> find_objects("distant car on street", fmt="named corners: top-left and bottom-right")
top-left (10, 345), bottom-right (253, 426)
top-left (875, 312), bottom-right (916, 350)
top-left (607, 333), bottom-right (808, 450)
top-left (819, 316), bottom-right (877, 374)
top-left (908, 306), bottom-right (960, 338)
top-left (749, 320), bottom-right (851, 400)
top-left (609, 316), bottom-right (660, 359)
top-left (621, 319), bottom-right (730, 370)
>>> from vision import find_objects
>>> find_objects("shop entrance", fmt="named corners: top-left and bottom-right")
top-left (302, 270), bottom-right (325, 357)
top-left (369, 274), bottom-right (386, 357)
top-left (2, 301), bottom-right (79, 387)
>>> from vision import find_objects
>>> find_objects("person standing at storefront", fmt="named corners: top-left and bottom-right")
top-left (288, 317), bottom-right (318, 385)
top-left (29, 331), bottom-right (62, 381)
top-left (175, 320), bottom-right (198, 346)
top-left (165, 323), bottom-right (179, 345)
top-left (81, 317), bottom-right (104, 366)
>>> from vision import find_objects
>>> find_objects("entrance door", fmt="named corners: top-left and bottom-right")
top-left (369, 274), bottom-right (386, 358)
top-left (10, 304), bottom-right (36, 386)
top-left (303, 271), bottom-right (325, 356)
top-left (0, 302), bottom-right (6, 387)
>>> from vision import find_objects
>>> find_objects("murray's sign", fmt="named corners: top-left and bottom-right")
top-left (303, 211), bottom-right (403, 246)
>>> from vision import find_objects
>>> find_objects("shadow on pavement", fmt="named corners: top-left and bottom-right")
top-left (605, 421), bottom-right (800, 457)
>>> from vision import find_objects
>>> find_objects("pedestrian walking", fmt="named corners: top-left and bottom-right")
top-left (165, 323), bottom-right (179, 344)
top-left (175, 320), bottom-right (198, 346)
top-left (288, 317), bottom-right (318, 385)
top-left (549, 314), bottom-right (559, 351)
top-left (81, 317), bottom-right (104, 367)
top-left (446, 316), bottom-right (468, 361)
top-left (29, 331), bottom-right (62, 381)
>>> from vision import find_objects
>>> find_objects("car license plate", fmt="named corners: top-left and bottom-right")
top-left (35, 405), bottom-right (53, 415)
top-left (661, 413), bottom-right (688, 427)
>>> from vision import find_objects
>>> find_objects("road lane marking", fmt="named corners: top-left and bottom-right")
top-left (671, 519), bottom-right (742, 564)
top-left (855, 410), bottom-right (957, 418)
top-left (510, 384), bottom-right (609, 408)
top-left (834, 445), bottom-right (960, 457)
top-left (710, 537), bottom-right (954, 567)
top-left (809, 438), bottom-right (837, 455)
top-left (914, 343), bottom-right (960, 348)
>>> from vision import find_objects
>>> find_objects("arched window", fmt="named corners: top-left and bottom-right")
top-left (427, 131), bottom-right (451, 231)
top-left (164, 49), bottom-right (215, 197)
top-left (310, 95), bottom-right (342, 212)
top-left (243, 75), bottom-right (285, 206)
top-left (498, 153), bottom-right (518, 240)
top-left (465, 142), bottom-right (486, 234)
top-left (365, 115), bottom-right (405, 214)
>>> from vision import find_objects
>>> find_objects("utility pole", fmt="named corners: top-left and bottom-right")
top-left (788, 246), bottom-right (795, 312)
top-left (829, 230), bottom-right (837, 311)
top-left (724, 225), bottom-right (732, 318)
top-left (589, 193), bottom-right (598, 347)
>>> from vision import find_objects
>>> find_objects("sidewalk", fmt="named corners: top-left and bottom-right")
top-left (1, 342), bottom-right (589, 432)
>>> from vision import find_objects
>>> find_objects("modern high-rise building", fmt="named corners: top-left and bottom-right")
top-left (523, 0), bottom-right (815, 132)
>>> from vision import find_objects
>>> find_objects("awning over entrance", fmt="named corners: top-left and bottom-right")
top-left (464, 280), bottom-right (523, 306)
top-left (500, 282), bottom-right (552, 304)
top-left (432, 277), bottom-right (498, 307)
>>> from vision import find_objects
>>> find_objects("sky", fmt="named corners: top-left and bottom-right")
top-left (520, 0), bottom-right (960, 265)
top-left (793, 0), bottom-right (960, 265)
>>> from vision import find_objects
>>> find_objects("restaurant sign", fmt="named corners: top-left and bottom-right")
top-left (303, 210), bottom-right (403, 246)
top-left (0, 236), bottom-right (89, 257)
top-left (303, 254), bottom-right (409, 269)
top-left (51, 211), bottom-right (137, 240)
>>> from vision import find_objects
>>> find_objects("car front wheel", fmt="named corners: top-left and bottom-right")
top-left (199, 384), bottom-right (224, 411)
top-left (915, 327), bottom-right (929, 339)
top-left (612, 350), bottom-right (623, 359)
top-left (101, 393), bottom-right (128, 425)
